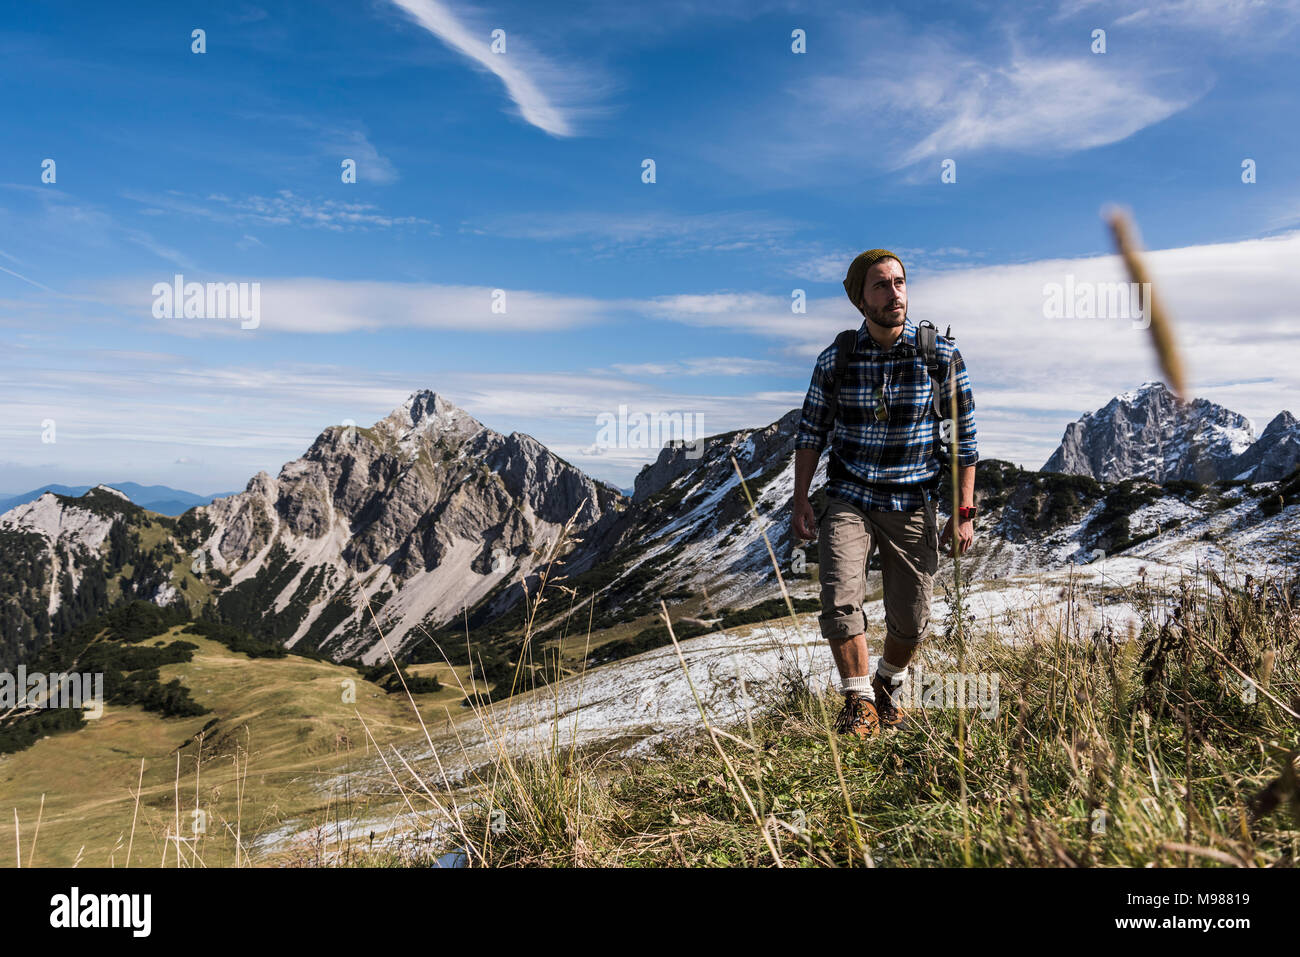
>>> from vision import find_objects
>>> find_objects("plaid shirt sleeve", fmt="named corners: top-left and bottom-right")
top-left (794, 343), bottom-right (837, 454)
top-left (940, 341), bottom-right (979, 466)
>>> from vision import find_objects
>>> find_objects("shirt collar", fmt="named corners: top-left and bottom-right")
top-left (856, 315), bottom-right (917, 355)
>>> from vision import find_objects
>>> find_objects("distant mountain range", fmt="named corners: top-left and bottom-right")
top-left (2, 384), bottom-right (1297, 673)
top-left (1042, 381), bottom-right (1299, 483)
top-left (0, 482), bottom-right (239, 517)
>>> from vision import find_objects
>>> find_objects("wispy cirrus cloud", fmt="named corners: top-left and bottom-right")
top-left (1058, 0), bottom-right (1300, 37)
top-left (0, 254), bottom-right (54, 293)
top-left (690, 14), bottom-right (1208, 185)
top-left (893, 57), bottom-right (1203, 169)
top-left (385, 0), bottom-right (614, 137)
top-left (118, 228), bottom-right (194, 270)
top-left (0, 184), bottom-right (195, 275)
top-left (778, 43), bottom-right (1206, 177)
top-left (125, 189), bottom-right (430, 232)
top-left (317, 128), bottom-right (400, 185)
top-left (221, 112), bottom-right (402, 184)
top-left (473, 209), bottom-right (805, 255)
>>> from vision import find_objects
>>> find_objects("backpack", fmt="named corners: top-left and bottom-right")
top-left (824, 319), bottom-right (954, 466)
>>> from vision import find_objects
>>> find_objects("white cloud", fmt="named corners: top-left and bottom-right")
top-left (386, 0), bottom-right (610, 137)
top-left (637, 230), bottom-right (1300, 468)
top-left (787, 45), bottom-right (1206, 175)
top-left (10, 231), bottom-right (1300, 487)
top-left (91, 277), bottom-right (610, 335)
top-left (252, 280), bottom-right (606, 334)
top-left (691, 17), bottom-right (1208, 185)
top-left (609, 357), bottom-right (786, 376)
top-left (0, 356), bottom-right (789, 490)
top-left (890, 56), bottom-right (1203, 168)
top-left (639, 292), bottom-right (845, 355)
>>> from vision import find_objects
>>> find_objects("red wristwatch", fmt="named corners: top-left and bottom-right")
top-left (958, 506), bottom-right (978, 522)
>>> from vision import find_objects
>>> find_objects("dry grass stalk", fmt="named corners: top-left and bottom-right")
top-left (1104, 206), bottom-right (1188, 401)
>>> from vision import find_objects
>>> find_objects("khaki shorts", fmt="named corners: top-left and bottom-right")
top-left (816, 494), bottom-right (939, 643)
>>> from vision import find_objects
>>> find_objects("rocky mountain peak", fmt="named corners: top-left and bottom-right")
top-left (401, 389), bottom-right (459, 425)
top-left (632, 407), bottom-right (801, 504)
top-left (1231, 409), bottom-right (1300, 481)
top-left (1114, 380), bottom-right (1172, 403)
top-left (1272, 410), bottom-right (1299, 430)
top-left (1042, 381), bottom-right (1284, 484)
top-left (375, 389), bottom-right (486, 451)
top-left (169, 387), bottom-right (623, 662)
top-left (245, 470), bottom-right (276, 498)
top-left (91, 484), bottom-right (131, 501)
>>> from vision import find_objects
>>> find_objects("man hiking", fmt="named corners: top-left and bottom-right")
top-left (791, 249), bottom-right (978, 737)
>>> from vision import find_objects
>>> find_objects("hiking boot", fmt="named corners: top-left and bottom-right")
top-left (872, 673), bottom-right (906, 729)
top-left (833, 690), bottom-right (880, 738)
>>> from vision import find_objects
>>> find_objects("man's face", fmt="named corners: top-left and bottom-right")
top-left (858, 258), bottom-right (907, 328)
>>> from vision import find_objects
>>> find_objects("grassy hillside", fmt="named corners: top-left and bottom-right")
top-left (0, 491), bottom-right (220, 669)
top-left (0, 607), bottom-right (477, 867)
top-left (5, 459), bottom-right (1297, 868)
top-left (448, 566), bottom-right (1299, 867)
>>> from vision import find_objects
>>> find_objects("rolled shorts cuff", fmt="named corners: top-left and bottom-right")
top-left (884, 625), bottom-right (930, 648)
top-left (819, 611), bottom-right (865, 641)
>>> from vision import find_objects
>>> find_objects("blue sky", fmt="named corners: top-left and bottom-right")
top-left (2, 0), bottom-right (1299, 495)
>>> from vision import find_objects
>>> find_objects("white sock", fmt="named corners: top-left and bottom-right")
top-left (876, 658), bottom-right (906, 687)
top-left (842, 675), bottom-right (874, 699)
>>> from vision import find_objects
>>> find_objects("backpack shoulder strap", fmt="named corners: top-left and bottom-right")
top-left (915, 320), bottom-right (950, 419)
top-left (824, 329), bottom-right (858, 427)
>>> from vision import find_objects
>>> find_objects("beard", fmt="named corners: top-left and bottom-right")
top-left (864, 299), bottom-right (907, 327)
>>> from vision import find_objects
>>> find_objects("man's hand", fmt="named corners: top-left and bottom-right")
top-left (939, 517), bottom-right (974, 556)
top-left (792, 496), bottom-right (817, 541)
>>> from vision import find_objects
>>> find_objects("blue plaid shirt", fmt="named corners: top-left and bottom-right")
top-left (795, 316), bottom-right (978, 511)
